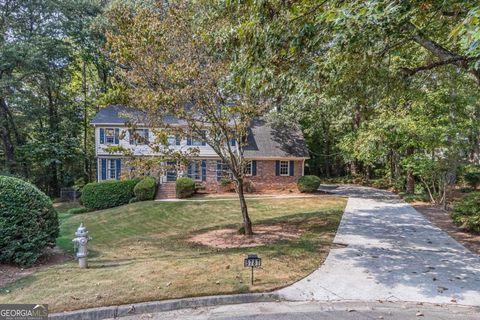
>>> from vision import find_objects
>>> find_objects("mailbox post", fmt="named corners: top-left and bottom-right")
top-left (244, 254), bottom-right (262, 285)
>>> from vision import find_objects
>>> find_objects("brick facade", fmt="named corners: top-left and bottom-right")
top-left (98, 157), bottom-right (304, 193)
top-left (201, 159), bottom-right (304, 193)
top-left (247, 160), bottom-right (303, 192)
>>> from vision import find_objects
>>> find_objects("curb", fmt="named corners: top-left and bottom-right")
top-left (49, 292), bottom-right (281, 320)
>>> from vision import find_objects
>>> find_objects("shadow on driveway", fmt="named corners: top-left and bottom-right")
top-left (280, 185), bottom-right (480, 306)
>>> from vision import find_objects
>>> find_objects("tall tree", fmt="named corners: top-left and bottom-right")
top-left (200, 0), bottom-right (480, 199)
top-left (106, 1), bottom-right (263, 235)
top-left (0, 0), bottom-right (105, 195)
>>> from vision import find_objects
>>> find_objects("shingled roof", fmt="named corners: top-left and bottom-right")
top-left (91, 105), bottom-right (187, 125)
top-left (92, 105), bottom-right (309, 158)
top-left (244, 118), bottom-right (309, 158)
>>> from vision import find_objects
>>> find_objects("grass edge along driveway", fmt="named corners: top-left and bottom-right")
top-left (0, 196), bottom-right (346, 312)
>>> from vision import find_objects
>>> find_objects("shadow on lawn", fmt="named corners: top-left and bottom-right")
top-left (178, 210), bottom-right (343, 256)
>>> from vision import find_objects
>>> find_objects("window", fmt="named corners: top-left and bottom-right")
top-left (279, 160), bottom-right (289, 176)
top-left (190, 160), bottom-right (202, 181)
top-left (167, 136), bottom-right (176, 145)
top-left (216, 161), bottom-right (231, 181)
top-left (130, 129), bottom-right (148, 145)
top-left (105, 128), bottom-right (115, 144)
top-left (245, 161), bottom-right (252, 176)
top-left (107, 159), bottom-right (116, 180)
top-left (190, 130), bottom-right (206, 146)
top-left (191, 136), bottom-right (203, 146)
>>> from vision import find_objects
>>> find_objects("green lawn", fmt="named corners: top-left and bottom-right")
top-left (0, 196), bottom-right (346, 312)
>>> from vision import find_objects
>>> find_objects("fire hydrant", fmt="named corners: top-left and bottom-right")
top-left (72, 223), bottom-right (92, 268)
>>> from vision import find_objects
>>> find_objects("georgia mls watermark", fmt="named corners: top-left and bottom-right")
top-left (0, 304), bottom-right (48, 320)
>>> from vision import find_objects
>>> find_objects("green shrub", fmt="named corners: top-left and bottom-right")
top-left (176, 177), bottom-right (195, 198)
top-left (134, 177), bottom-right (157, 201)
top-left (81, 179), bottom-right (140, 210)
top-left (369, 178), bottom-right (391, 190)
top-left (0, 176), bottom-right (59, 267)
top-left (452, 192), bottom-right (480, 233)
top-left (400, 193), bottom-right (431, 203)
top-left (463, 165), bottom-right (480, 189)
top-left (297, 175), bottom-right (321, 193)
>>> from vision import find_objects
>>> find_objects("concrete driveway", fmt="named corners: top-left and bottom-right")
top-left (279, 185), bottom-right (480, 306)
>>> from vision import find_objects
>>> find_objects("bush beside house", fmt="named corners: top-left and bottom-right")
top-left (452, 192), bottom-right (480, 233)
top-left (297, 175), bottom-right (321, 192)
top-left (176, 177), bottom-right (195, 198)
top-left (82, 179), bottom-right (140, 210)
top-left (134, 176), bottom-right (157, 201)
top-left (0, 176), bottom-right (59, 267)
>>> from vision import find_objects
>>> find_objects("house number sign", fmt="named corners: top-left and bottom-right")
top-left (244, 254), bottom-right (262, 285)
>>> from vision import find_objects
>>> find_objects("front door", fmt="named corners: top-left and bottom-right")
top-left (166, 161), bottom-right (177, 182)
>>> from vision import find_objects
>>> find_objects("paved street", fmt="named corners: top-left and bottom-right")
top-left (279, 185), bottom-right (480, 306)
top-left (114, 301), bottom-right (480, 320)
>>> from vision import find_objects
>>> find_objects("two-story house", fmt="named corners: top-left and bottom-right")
top-left (91, 105), bottom-right (309, 196)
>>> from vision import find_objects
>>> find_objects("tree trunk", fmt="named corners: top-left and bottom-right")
top-left (350, 161), bottom-right (359, 176)
top-left (46, 81), bottom-right (60, 197)
top-left (405, 147), bottom-right (415, 194)
top-left (82, 60), bottom-right (90, 183)
top-left (236, 177), bottom-right (253, 236)
top-left (366, 165), bottom-right (372, 180)
top-left (0, 97), bottom-right (16, 172)
top-left (406, 170), bottom-right (415, 194)
top-left (322, 118), bottom-right (331, 177)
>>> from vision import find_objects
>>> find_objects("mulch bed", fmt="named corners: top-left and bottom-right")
top-left (187, 224), bottom-right (303, 248)
top-left (0, 247), bottom-right (71, 288)
top-left (412, 202), bottom-right (480, 255)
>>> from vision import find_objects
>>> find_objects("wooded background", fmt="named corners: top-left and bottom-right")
top-left (1, 1), bottom-right (479, 201)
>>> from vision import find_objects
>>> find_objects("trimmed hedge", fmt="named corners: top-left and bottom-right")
top-left (0, 176), bottom-right (59, 267)
top-left (176, 177), bottom-right (195, 198)
top-left (452, 192), bottom-right (480, 233)
top-left (81, 178), bottom-right (140, 210)
top-left (297, 175), bottom-right (321, 193)
top-left (134, 176), bottom-right (157, 201)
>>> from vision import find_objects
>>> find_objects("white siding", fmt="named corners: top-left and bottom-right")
top-left (95, 126), bottom-right (219, 157)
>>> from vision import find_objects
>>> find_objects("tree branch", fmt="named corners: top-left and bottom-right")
top-left (405, 24), bottom-right (480, 83)
top-left (401, 56), bottom-right (480, 77)
top-left (289, 0), bottom-right (329, 22)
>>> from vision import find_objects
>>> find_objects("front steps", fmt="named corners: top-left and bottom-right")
top-left (155, 182), bottom-right (177, 199)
